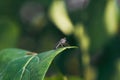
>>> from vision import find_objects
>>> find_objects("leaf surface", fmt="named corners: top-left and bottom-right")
top-left (0, 46), bottom-right (77, 80)
top-left (0, 48), bottom-right (28, 72)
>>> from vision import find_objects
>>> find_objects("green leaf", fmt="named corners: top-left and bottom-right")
top-left (0, 48), bottom-right (28, 72)
top-left (0, 46), bottom-right (77, 80)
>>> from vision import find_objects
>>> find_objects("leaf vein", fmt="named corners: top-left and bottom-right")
top-left (20, 55), bottom-right (36, 80)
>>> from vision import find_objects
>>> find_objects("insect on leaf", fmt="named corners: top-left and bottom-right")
top-left (0, 46), bottom-right (77, 80)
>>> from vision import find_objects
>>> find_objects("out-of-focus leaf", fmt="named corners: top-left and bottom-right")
top-left (74, 23), bottom-right (90, 72)
top-left (45, 74), bottom-right (66, 80)
top-left (0, 48), bottom-right (28, 72)
top-left (68, 76), bottom-right (82, 80)
top-left (104, 0), bottom-right (118, 35)
top-left (49, 0), bottom-right (74, 35)
top-left (0, 46), bottom-right (77, 80)
top-left (113, 60), bottom-right (120, 80)
top-left (83, 0), bottom-right (110, 52)
top-left (45, 75), bottom-right (82, 80)
top-left (0, 18), bottom-right (20, 50)
top-left (74, 24), bottom-right (97, 80)
top-left (74, 24), bottom-right (90, 51)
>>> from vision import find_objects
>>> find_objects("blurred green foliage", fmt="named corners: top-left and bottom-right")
top-left (0, 0), bottom-right (120, 80)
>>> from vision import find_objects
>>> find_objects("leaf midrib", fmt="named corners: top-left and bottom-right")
top-left (20, 55), bottom-right (37, 80)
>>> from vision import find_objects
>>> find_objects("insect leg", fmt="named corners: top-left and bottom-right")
top-left (55, 42), bottom-right (61, 49)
